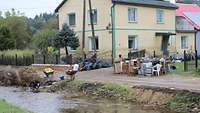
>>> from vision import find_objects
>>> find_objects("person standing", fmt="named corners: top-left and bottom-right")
top-left (114, 54), bottom-right (124, 74)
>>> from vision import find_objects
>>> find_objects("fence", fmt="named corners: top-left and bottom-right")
top-left (183, 50), bottom-right (199, 71)
top-left (0, 54), bottom-right (61, 66)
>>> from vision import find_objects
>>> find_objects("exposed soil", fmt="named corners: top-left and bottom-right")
top-left (77, 68), bottom-right (200, 93)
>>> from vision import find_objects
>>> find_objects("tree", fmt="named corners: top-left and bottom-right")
top-left (32, 29), bottom-right (58, 54)
top-left (0, 26), bottom-right (14, 50)
top-left (28, 13), bottom-right (58, 34)
top-left (55, 24), bottom-right (80, 56)
top-left (5, 16), bottom-right (31, 49)
top-left (0, 9), bottom-right (32, 49)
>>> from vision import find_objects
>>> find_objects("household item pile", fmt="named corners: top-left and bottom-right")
top-left (114, 57), bottom-right (171, 77)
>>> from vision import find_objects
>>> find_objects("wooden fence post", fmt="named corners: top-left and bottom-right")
top-left (22, 56), bottom-right (25, 66)
top-left (1, 54), bottom-right (3, 65)
top-left (32, 55), bottom-right (34, 64)
top-left (43, 55), bottom-right (46, 64)
top-left (195, 50), bottom-right (198, 69)
top-left (184, 50), bottom-right (187, 71)
top-left (56, 55), bottom-right (59, 64)
top-left (25, 56), bottom-right (28, 66)
top-left (153, 50), bottom-right (156, 58)
top-left (15, 54), bottom-right (18, 66)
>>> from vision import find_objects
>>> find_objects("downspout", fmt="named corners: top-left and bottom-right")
top-left (111, 3), bottom-right (116, 65)
top-left (195, 28), bottom-right (197, 51)
top-left (194, 28), bottom-right (198, 69)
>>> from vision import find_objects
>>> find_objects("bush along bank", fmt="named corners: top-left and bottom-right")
top-left (47, 80), bottom-right (200, 113)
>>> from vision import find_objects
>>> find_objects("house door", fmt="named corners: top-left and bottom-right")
top-left (161, 35), bottom-right (170, 56)
top-left (196, 32), bottom-right (200, 56)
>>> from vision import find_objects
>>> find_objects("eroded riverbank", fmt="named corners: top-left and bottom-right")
top-left (48, 80), bottom-right (200, 113)
top-left (0, 86), bottom-right (163, 113)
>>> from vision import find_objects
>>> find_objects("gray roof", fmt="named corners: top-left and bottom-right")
top-left (184, 12), bottom-right (200, 30)
top-left (55, 0), bottom-right (177, 12)
top-left (112, 0), bottom-right (178, 9)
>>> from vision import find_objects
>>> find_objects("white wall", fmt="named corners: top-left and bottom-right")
top-left (165, 0), bottom-right (176, 3)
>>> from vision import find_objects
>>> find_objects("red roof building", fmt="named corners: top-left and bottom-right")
top-left (176, 3), bottom-right (200, 30)
top-left (175, 3), bottom-right (200, 55)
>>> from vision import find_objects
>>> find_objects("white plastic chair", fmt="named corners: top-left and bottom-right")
top-left (152, 64), bottom-right (162, 76)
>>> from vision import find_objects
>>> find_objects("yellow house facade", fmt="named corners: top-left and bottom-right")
top-left (55, 0), bottom-right (177, 58)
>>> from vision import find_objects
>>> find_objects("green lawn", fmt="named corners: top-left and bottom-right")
top-left (169, 61), bottom-right (200, 77)
top-left (0, 99), bottom-right (30, 113)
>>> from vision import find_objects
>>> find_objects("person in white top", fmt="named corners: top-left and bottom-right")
top-left (73, 64), bottom-right (79, 71)
top-left (66, 64), bottom-right (79, 81)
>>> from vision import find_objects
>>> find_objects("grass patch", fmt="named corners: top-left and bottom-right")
top-left (191, 68), bottom-right (200, 77)
top-left (0, 99), bottom-right (30, 113)
top-left (172, 62), bottom-right (184, 74)
top-left (101, 83), bottom-right (130, 97)
top-left (169, 91), bottom-right (200, 113)
top-left (169, 62), bottom-right (197, 77)
top-left (0, 49), bottom-right (34, 57)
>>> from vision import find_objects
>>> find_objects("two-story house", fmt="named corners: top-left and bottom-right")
top-left (55, 0), bottom-right (177, 58)
top-left (174, 4), bottom-right (200, 55)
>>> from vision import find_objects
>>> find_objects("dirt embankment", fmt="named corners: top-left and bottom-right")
top-left (0, 66), bottom-right (200, 113)
top-left (0, 66), bottom-right (42, 87)
top-left (47, 80), bottom-right (200, 113)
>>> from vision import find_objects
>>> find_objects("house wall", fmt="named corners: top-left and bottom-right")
top-left (57, 0), bottom-right (176, 58)
top-left (114, 4), bottom-right (176, 57)
top-left (176, 16), bottom-right (194, 31)
top-left (58, 0), bottom-right (113, 57)
top-left (174, 32), bottom-right (195, 54)
top-left (174, 17), bottom-right (196, 54)
top-left (196, 31), bottom-right (200, 56)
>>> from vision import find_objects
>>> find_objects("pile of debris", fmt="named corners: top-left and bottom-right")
top-left (79, 54), bottom-right (111, 71)
top-left (0, 66), bottom-right (42, 87)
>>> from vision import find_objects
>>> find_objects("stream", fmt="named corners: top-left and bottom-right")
top-left (0, 87), bottom-right (163, 113)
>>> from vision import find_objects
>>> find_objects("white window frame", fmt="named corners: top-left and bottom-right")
top-left (88, 36), bottom-right (99, 51)
top-left (128, 7), bottom-right (137, 22)
top-left (156, 9), bottom-right (164, 24)
top-left (88, 9), bottom-right (97, 24)
top-left (181, 36), bottom-right (188, 49)
top-left (68, 13), bottom-right (76, 26)
top-left (128, 35), bottom-right (138, 50)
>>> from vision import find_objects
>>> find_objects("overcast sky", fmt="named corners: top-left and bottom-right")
top-left (0, 0), bottom-right (63, 18)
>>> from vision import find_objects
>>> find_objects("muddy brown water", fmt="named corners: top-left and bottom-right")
top-left (0, 87), bottom-right (163, 113)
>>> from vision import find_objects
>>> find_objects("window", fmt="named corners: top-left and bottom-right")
top-left (128, 36), bottom-right (138, 49)
top-left (68, 13), bottom-right (76, 26)
top-left (156, 9), bottom-right (164, 23)
top-left (181, 36), bottom-right (188, 49)
top-left (89, 36), bottom-right (99, 51)
top-left (128, 7), bottom-right (137, 22)
top-left (168, 36), bottom-right (175, 46)
top-left (88, 9), bottom-right (97, 24)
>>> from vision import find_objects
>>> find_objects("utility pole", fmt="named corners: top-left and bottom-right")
top-left (88, 0), bottom-right (97, 53)
top-left (111, 4), bottom-right (116, 65)
top-left (82, 0), bottom-right (86, 59)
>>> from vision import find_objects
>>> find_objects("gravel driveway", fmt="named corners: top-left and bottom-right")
top-left (77, 68), bottom-right (200, 93)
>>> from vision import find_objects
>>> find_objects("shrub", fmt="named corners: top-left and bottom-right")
top-left (0, 49), bottom-right (34, 57)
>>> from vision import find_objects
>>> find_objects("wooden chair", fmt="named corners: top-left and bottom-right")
top-left (128, 59), bottom-right (139, 76)
top-left (122, 62), bottom-right (129, 74)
